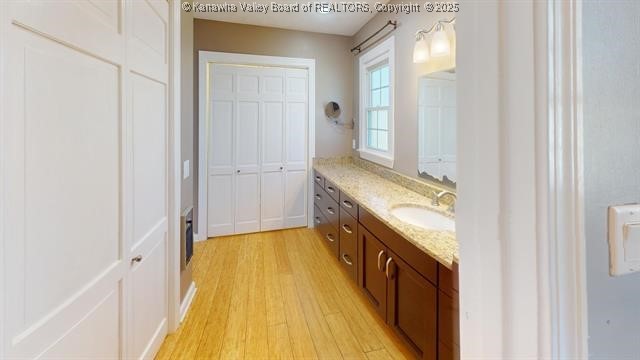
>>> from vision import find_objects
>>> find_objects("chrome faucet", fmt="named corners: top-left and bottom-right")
top-left (431, 190), bottom-right (457, 212)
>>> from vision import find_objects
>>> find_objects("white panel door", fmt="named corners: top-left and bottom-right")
top-left (235, 78), bottom-right (261, 234)
top-left (127, 1), bottom-right (169, 359)
top-left (284, 69), bottom-right (309, 228)
top-left (261, 68), bottom-right (286, 231)
top-left (207, 64), bottom-right (308, 237)
top-left (208, 66), bottom-right (236, 236)
top-left (1, 1), bottom-right (123, 358)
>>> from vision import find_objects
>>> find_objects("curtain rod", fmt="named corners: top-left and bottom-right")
top-left (350, 20), bottom-right (397, 55)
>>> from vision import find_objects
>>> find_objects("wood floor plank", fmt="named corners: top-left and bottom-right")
top-left (168, 239), bottom-right (227, 359)
top-left (280, 272), bottom-right (318, 359)
top-left (219, 235), bottom-right (254, 359)
top-left (244, 236), bottom-right (269, 358)
top-left (325, 312), bottom-right (368, 359)
top-left (268, 323), bottom-right (295, 359)
top-left (190, 237), bottom-right (241, 358)
top-left (365, 348), bottom-right (394, 360)
top-left (264, 232), bottom-right (287, 326)
top-left (282, 230), bottom-right (343, 359)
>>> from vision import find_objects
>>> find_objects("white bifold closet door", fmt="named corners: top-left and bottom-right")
top-left (208, 64), bottom-right (308, 237)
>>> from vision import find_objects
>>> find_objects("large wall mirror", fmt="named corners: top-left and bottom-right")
top-left (417, 69), bottom-right (456, 188)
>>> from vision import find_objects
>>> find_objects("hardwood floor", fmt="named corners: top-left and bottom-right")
top-left (156, 228), bottom-right (414, 359)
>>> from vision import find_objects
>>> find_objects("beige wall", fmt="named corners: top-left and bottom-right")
top-left (584, 1), bottom-right (640, 357)
top-left (179, 9), bottom-right (194, 301)
top-left (194, 19), bottom-right (355, 157)
top-left (352, 3), bottom-right (456, 179)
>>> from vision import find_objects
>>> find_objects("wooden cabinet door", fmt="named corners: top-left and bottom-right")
top-left (358, 225), bottom-right (388, 321)
top-left (386, 250), bottom-right (438, 359)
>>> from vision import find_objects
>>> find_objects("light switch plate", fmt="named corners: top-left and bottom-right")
top-left (608, 204), bottom-right (640, 276)
top-left (183, 160), bottom-right (190, 180)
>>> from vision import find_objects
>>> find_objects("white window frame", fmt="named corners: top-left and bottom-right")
top-left (359, 36), bottom-right (395, 168)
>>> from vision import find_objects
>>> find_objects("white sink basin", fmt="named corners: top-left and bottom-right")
top-left (390, 205), bottom-right (455, 232)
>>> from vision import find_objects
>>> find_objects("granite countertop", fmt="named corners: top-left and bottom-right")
top-left (313, 162), bottom-right (459, 269)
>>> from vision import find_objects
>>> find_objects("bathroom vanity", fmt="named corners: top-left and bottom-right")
top-left (313, 161), bottom-right (459, 360)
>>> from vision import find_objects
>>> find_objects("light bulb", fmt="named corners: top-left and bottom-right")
top-left (430, 28), bottom-right (451, 57)
top-left (413, 35), bottom-right (430, 63)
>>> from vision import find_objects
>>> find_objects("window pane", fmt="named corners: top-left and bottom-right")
top-left (367, 110), bottom-right (378, 130)
top-left (378, 110), bottom-right (388, 130)
top-left (380, 66), bottom-right (389, 87)
top-left (371, 89), bottom-right (381, 107)
top-left (371, 68), bottom-right (381, 89)
top-left (380, 87), bottom-right (389, 107)
top-left (378, 130), bottom-right (388, 151)
top-left (367, 129), bottom-right (378, 149)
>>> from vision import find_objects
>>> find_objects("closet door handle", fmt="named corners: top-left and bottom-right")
top-left (327, 207), bottom-right (335, 215)
top-left (342, 254), bottom-right (353, 266)
top-left (280, 166), bottom-right (284, 171)
top-left (385, 257), bottom-right (394, 280)
top-left (342, 200), bottom-right (353, 208)
top-left (236, 170), bottom-right (241, 174)
top-left (377, 250), bottom-right (386, 271)
top-left (342, 224), bottom-right (352, 234)
top-left (131, 255), bottom-right (143, 264)
top-left (326, 233), bottom-right (336, 242)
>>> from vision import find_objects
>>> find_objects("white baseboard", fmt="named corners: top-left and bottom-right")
top-left (180, 281), bottom-right (197, 322)
top-left (194, 232), bottom-right (207, 242)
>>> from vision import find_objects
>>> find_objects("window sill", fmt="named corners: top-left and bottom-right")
top-left (358, 149), bottom-right (394, 168)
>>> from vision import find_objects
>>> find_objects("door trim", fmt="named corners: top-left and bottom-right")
top-left (196, 51), bottom-right (316, 241)
top-left (167, 0), bottom-right (182, 333)
top-left (456, 0), bottom-right (586, 358)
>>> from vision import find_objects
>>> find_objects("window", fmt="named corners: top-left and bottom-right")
top-left (359, 36), bottom-right (394, 168)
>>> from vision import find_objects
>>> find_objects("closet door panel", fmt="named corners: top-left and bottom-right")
top-left (261, 97), bottom-right (285, 230)
top-left (207, 90), bottom-right (234, 237)
top-left (235, 98), bottom-right (260, 233)
top-left (284, 69), bottom-right (308, 227)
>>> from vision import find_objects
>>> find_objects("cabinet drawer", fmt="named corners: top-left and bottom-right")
top-left (314, 183), bottom-right (326, 210)
top-left (321, 196), bottom-right (339, 230)
top-left (315, 205), bottom-right (339, 257)
top-left (339, 191), bottom-right (358, 218)
top-left (339, 210), bottom-right (358, 281)
top-left (314, 171), bottom-right (325, 188)
top-left (324, 178), bottom-right (339, 202)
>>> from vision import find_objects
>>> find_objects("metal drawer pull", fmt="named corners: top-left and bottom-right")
top-left (326, 233), bottom-right (336, 242)
top-left (385, 257), bottom-right (394, 279)
top-left (327, 186), bottom-right (335, 193)
top-left (327, 207), bottom-right (335, 215)
top-left (342, 200), bottom-right (353, 208)
top-left (314, 216), bottom-right (321, 224)
top-left (315, 194), bottom-right (322, 200)
top-left (342, 224), bottom-right (353, 234)
top-left (342, 254), bottom-right (353, 266)
top-left (377, 250), bottom-right (386, 271)
top-left (315, 176), bottom-right (322, 182)
top-left (131, 255), bottom-right (143, 264)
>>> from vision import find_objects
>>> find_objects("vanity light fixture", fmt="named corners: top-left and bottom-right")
top-left (413, 17), bottom-right (456, 63)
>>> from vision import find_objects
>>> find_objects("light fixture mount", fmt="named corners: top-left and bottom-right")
top-left (413, 17), bottom-right (456, 64)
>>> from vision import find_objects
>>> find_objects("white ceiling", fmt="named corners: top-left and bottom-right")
top-left (191, 0), bottom-right (389, 36)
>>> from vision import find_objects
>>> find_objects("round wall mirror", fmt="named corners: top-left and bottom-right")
top-left (325, 101), bottom-right (341, 119)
